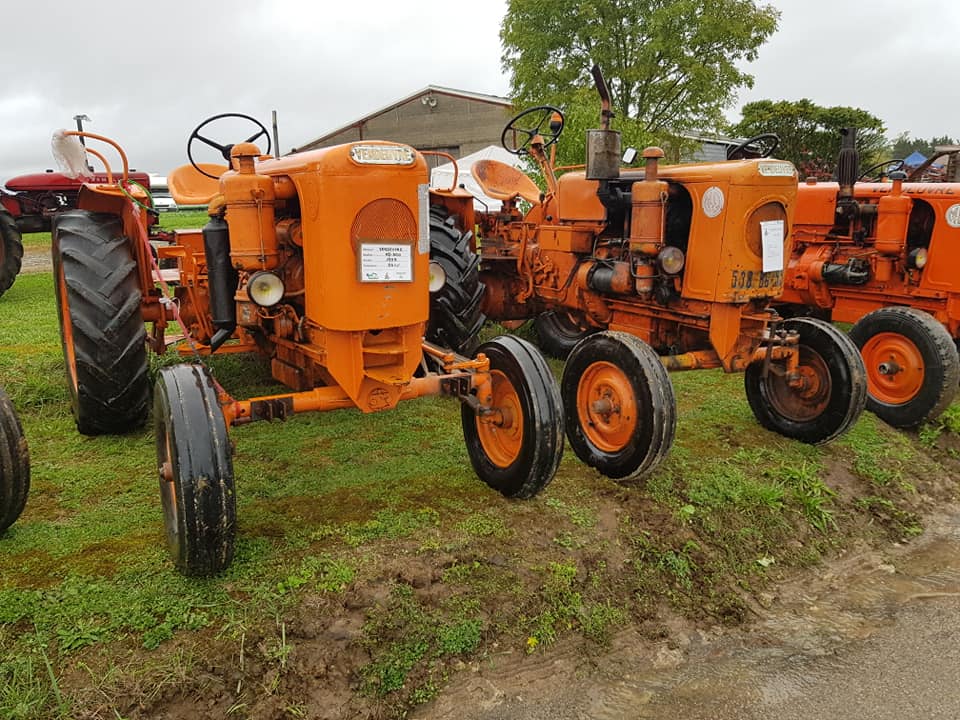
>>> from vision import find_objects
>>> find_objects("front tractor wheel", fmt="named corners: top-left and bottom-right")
top-left (562, 332), bottom-right (676, 481)
top-left (462, 336), bottom-right (564, 499)
top-left (155, 364), bottom-right (236, 577)
top-left (0, 386), bottom-right (30, 534)
top-left (52, 210), bottom-right (150, 435)
top-left (745, 317), bottom-right (867, 444)
top-left (849, 307), bottom-right (959, 428)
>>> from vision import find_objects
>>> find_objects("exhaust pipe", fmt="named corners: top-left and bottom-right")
top-left (202, 214), bottom-right (238, 352)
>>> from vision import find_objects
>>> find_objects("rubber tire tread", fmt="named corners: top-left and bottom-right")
top-left (562, 331), bottom-right (676, 481)
top-left (849, 306), bottom-right (960, 428)
top-left (461, 335), bottom-right (563, 499)
top-left (0, 386), bottom-right (29, 534)
top-left (0, 212), bottom-right (23, 299)
top-left (52, 210), bottom-right (149, 435)
top-left (155, 364), bottom-right (236, 576)
top-left (427, 206), bottom-right (486, 355)
top-left (533, 311), bottom-right (597, 359)
top-left (745, 317), bottom-right (867, 444)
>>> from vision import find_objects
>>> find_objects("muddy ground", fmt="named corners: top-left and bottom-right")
top-left (83, 434), bottom-right (960, 720)
top-left (6, 254), bottom-right (960, 719)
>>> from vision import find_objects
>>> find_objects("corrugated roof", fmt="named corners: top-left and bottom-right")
top-left (295, 86), bottom-right (511, 151)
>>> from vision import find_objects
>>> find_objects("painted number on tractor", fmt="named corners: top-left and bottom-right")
top-left (731, 269), bottom-right (783, 290)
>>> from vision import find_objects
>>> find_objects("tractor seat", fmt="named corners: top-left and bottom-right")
top-left (472, 159), bottom-right (542, 206)
top-left (166, 163), bottom-right (226, 206)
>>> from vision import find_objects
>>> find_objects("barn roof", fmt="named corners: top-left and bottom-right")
top-left (294, 86), bottom-right (511, 151)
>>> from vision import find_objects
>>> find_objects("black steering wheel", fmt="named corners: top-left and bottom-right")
top-left (501, 106), bottom-right (565, 156)
top-left (187, 113), bottom-right (272, 179)
top-left (727, 133), bottom-right (780, 160)
top-left (858, 158), bottom-right (905, 182)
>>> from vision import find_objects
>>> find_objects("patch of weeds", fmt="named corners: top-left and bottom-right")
top-left (942, 404), bottom-right (960, 434)
top-left (436, 619), bottom-right (482, 655)
top-left (856, 496), bottom-right (923, 537)
top-left (342, 508), bottom-right (440, 547)
top-left (264, 622), bottom-right (293, 680)
top-left (580, 601), bottom-right (626, 646)
top-left (919, 403), bottom-right (960, 446)
top-left (440, 562), bottom-right (481, 584)
top-left (359, 584), bottom-right (483, 699)
top-left (55, 619), bottom-right (108, 655)
top-left (778, 462), bottom-right (838, 533)
top-left (553, 531), bottom-right (584, 549)
top-left (275, 554), bottom-right (355, 595)
top-left (676, 504), bottom-right (696, 525)
top-left (656, 541), bottom-right (700, 591)
top-left (454, 513), bottom-right (509, 538)
top-left (686, 463), bottom-right (784, 514)
top-left (0, 653), bottom-right (67, 720)
top-left (545, 497), bottom-right (598, 529)
top-left (526, 561), bottom-right (582, 651)
top-left (840, 415), bottom-right (914, 487)
top-left (409, 679), bottom-right (440, 706)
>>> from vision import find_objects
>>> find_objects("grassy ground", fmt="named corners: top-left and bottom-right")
top-left (1, 238), bottom-right (958, 718)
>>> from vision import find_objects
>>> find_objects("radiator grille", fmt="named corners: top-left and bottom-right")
top-left (351, 199), bottom-right (417, 246)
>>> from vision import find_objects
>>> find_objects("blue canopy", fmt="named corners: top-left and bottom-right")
top-left (904, 150), bottom-right (927, 167)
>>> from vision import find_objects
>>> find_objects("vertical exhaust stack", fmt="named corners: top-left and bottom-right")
top-left (585, 64), bottom-right (621, 181)
top-left (835, 127), bottom-right (860, 223)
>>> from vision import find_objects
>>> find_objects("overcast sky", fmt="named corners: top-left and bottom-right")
top-left (1, 0), bottom-right (957, 181)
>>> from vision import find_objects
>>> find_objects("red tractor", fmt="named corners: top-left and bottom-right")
top-left (779, 129), bottom-right (960, 428)
top-left (0, 164), bottom-right (152, 297)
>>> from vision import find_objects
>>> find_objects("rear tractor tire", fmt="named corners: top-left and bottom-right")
top-left (0, 211), bottom-right (23, 299)
top-left (849, 307), bottom-right (959, 428)
top-left (426, 206), bottom-right (486, 355)
top-left (745, 317), bottom-right (867, 444)
top-left (0, 386), bottom-right (30, 534)
top-left (52, 210), bottom-right (150, 435)
top-left (462, 335), bottom-right (564, 499)
top-left (561, 331), bottom-right (676, 481)
top-left (155, 364), bottom-right (236, 577)
top-left (533, 311), bottom-right (597, 359)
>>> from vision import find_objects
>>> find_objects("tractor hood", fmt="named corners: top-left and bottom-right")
top-left (5, 170), bottom-right (151, 193)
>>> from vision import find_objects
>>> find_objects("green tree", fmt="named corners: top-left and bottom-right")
top-left (500, 0), bottom-right (780, 165)
top-left (891, 131), bottom-right (931, 159)
top-left (731, 99), bottom-right (887, 179)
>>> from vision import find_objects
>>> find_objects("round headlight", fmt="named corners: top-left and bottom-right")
top-left (657, 246), bottom-right (685, 275)
top-left (428, 261), bottom-right (447, 292)
top-left (247, 271), bottom-right (285, 307)
top-left (907, 247), bottom-right (928, 270)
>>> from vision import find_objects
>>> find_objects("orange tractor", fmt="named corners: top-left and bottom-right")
top-left (50, 119), bottom-right (564, 576)
top-left (778, 128), bottom-right (960, 428)
top-left (430, 66), bottom-right (867, 481)
top-left (0, 385), bottom-right (29, 534)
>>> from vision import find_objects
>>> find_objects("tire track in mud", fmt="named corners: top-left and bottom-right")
top-left (414, 511), bottom-right (960, 720)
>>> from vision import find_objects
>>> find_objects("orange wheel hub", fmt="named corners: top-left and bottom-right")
top-left (767, 347), bottom-right (831, 422)
top-left (861, 332), bottom-right (924, 405)
top-left (476, 369), bottom-right (523, 468)
top-left (577, 361), bottom-right (636, 452)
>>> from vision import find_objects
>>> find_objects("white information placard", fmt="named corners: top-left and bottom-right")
top-left (359, 243), bottom-right (413, 282)
top-left (760, 220), bottom-right (785, 272)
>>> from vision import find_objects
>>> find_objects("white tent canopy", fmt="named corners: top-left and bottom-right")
top-left (430, 145), bottom-right (526, 210)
